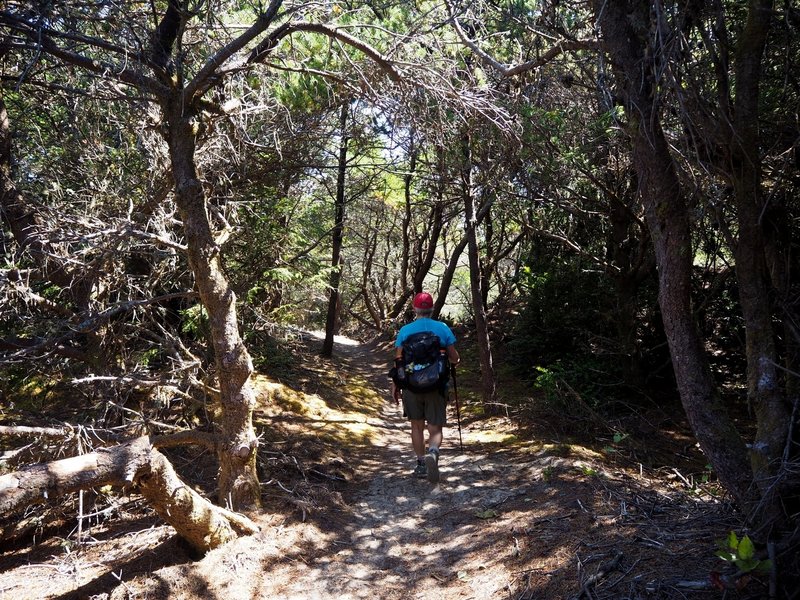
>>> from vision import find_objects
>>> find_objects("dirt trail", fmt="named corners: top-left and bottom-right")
top-left (255, 335), bottom-right (545, 599)
top-left (211, 335), bottom-right (725, 600)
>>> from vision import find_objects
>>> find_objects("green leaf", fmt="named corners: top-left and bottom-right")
top-left (735, 557), bottom-right (758, 572)
top-left (738, 535), bottom-right (755, 560)
top-left (727, 531), bottom-right (740, 551)
top-left (756, 559), bottom-right (773, 573)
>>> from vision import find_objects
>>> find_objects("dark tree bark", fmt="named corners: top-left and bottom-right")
top-left (593, 0), bottom-right (754, 507)
top-left (480, 206), bottom-right (494, 310)
top-left (679, 0), bottom-right (794, 529)
top-left (607, 192), bottom-right (654, 389)
top-left (726, 0), bottom-right (789, 499)
top-left (163, 102), bottom-right (260, 510)
top-left (359, 223), bottom-right (382, 328)
top-left (461, 134), bottom-right (496, 408)
top-left (386, 142), bottom-right (449, 321)
top-left (322, 101), bottom-right (350, 357)
top-left (386, 202), bottom-right (445, 320)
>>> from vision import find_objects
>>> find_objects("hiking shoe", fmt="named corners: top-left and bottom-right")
top-left (425, 448), bottom-right (440, 483)
top-left (413, 461), bottom-right (427, 478)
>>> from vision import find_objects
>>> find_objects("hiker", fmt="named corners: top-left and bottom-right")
top-left (391, 292), bottom-right (460, 483)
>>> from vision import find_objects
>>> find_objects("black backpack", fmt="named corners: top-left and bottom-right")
top-left (391, 331), bottom-right (450, 393)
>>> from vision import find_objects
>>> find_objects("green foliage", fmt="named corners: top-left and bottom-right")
top-left (529, 359), bottom-right (613, 412)
top-left (612, 432), bottom-right (628, 444)
top-left (138, 348), bottom-right (161, 368)
top-left (716, 532), bottom-right (772, 574)
top-left (180, 305), bottom-right (209, 338)
top-left (245, 330), bottom-right (302, 378)
top-left (509, 265), bottom-right (622, 406)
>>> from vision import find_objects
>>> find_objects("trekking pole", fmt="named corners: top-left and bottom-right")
top-left (451, 364), bottom-right (464, 452)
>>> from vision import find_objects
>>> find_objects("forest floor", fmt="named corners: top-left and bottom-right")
top-left (0, 333), bottom-right (759, 599)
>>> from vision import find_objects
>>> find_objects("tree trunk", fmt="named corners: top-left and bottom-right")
top-left (432, 196), bottom-right (494, 319)
top-left (594, 0), bottom-right (753, 507)
top-left (433, 234), bottom-right (468, 320)
top-left (164, 104), bottom-right (260, 511)
top-left (480, 206), bottom-right (494, 310)
top-left (0, 437), bottom-right (258, 553)
top-left (387, 143), bottom-right (448, 321)
top-left (400, 134), bottom-right (415, 295)
top-left (360, 225), bottom-right (382, 328)
top-left (461, 134), bottom-right (496, 409)
top-left (607, 196), bottom-right (653, 389)
top-left (387, 200), bottom-right (445, 320)
top-left (727, 0), bottom-right (789, 502)
top-left (322, 101), bottom-right (349, 357)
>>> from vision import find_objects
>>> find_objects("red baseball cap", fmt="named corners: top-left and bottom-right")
top-left (412, 292), bottom-right (434, 309)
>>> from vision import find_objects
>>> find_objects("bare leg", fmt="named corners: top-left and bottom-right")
top-left (427, 424), bottom-right (443, 450)
top-left (410, 419), bottom-right (426, 457)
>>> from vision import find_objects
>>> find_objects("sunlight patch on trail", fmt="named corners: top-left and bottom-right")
top-left (469, 430), bottom-right (519, 444)
top-left (305, 329), bottom-right (361, 346)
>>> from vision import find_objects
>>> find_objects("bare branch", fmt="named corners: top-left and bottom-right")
top-left (151, 429), bottom-right (217, 451)
top-left (0, 13), bottom-right (168, 98)
top-left (0, 425), bottom-right (71, 438)
top-left (184, 0), bottom-right (284, 101)
top-left (249, 21), bottom-right (402, 83)
top-left (444, 0), bottom-right (597, 77)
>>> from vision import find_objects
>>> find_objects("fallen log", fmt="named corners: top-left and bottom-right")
top-left (0, 425), bottom-right (72, 438)
top-left (0, 436), bottom-right (258, 553)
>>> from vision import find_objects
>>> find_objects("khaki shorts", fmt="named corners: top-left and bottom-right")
top-left (402, 388), bottom-right (446, 425)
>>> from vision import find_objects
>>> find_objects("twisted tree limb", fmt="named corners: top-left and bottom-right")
top-left (0, 436), bottom-right (258, 553)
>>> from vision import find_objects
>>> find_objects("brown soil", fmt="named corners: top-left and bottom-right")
top-left (0, 335), bottom-right (754, 599)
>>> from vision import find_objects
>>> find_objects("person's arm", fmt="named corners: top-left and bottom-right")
top-left (446, 344), bottom-right (460, 366)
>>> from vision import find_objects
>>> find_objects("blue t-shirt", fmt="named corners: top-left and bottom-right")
top-left (395, 317), bottom-right (456, 349)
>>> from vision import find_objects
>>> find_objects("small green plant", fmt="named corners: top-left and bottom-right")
top-left (542, 466), bottom-right (554, 482)
top-left (533, 365), bottom-right (560, 403)
top-left (603, 431), bottom-right (629, 454)
top-left (180, 305), bottom-right (208, 337)
top-left (700, 463), bottom-right (713, 484)
top-left (716, 532), bottom-right (771, 574)
top-left (138, 348), bottom-right (160, 368)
